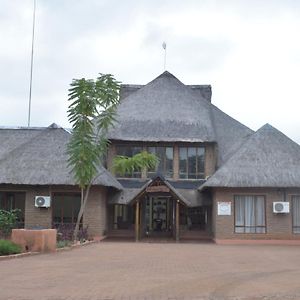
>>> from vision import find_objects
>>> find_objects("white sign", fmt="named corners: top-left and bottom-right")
top-left (218, 202), bottom-right (231, 216)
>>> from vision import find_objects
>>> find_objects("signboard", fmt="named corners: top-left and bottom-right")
top-left (217, 202), bottom-right (231, 216)
top-left (146, 185), bottom-right (170, 193)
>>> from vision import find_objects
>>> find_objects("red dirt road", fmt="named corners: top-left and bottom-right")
top-left (1, 242), bottom-right (300, 299)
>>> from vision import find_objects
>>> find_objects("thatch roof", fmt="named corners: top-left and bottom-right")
top-left (210, 105), bottom-right (253, 166)
top-left (200, 124), bottom-right (300, 189)
top-left (107, 71), bottom-right (216, 142)
top-left (0, 124), bottom-right (121, 189)
top-left (107, 71), bottom-right (252, 168)
top-left (109, 177), bottom-right (205, 207)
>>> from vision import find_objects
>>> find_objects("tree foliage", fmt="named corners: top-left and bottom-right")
top-left (67, 74), bottom-right (120, 189)
top-left (0, 209), bottom-right (21, 238)
top-left (67, 73), bottom-right (120, 240)
top-left (113, 151), bottom-right (159, 176)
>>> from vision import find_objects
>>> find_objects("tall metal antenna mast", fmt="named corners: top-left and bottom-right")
top-left (27, 0), bottom-right (36, 127)
top-left (162, 42), bottom-right (167, 70)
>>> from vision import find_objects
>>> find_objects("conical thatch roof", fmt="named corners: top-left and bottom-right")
top-left (0, 124), bottom-right (121, 189)
top-left (107, 71), bottom-right (216, 142)
top-left (107, 71), bottom-right (252, 168)
top-left (200, 124), bottom-right (300, 189)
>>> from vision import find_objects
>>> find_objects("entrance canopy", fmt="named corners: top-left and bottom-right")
top-left (109, 175), bottom-right (204, 207)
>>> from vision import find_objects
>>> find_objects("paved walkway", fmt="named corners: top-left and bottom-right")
top-left (1, 242), bottom-right (300, 300)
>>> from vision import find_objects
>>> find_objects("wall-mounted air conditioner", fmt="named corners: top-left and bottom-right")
top-left (35, 196), bottom-right (51, 208)
top-left (273, 202), bottom-right (289, 213)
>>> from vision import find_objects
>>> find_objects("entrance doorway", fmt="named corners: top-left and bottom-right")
top-left (144, 196), bottom-right (173, 237)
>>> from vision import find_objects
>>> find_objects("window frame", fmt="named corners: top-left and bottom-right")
top-left (147, 146), bottom-right (174, 179)
top-left (115, 144), bottom-right (143, 178)
top-left (52, 192), bottom-right (81, 226)
top-left (234, 195), bottom-right (266, 234)
top-left (179, 146), bottom-right (205, 179)
top-left (292, 195), bottom-right (300, 234)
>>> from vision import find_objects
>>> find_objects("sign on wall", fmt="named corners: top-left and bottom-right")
top-left (217, 202), bottom-right (231, 216)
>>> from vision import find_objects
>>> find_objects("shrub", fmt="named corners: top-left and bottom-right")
top-left (56, 240), bottom-right (71, 248)
top-left (0, 209), bottom-right (21, 238)
top-left (0, 239), bottom-right (22, 256)
top-left (54, 223), bottom-right (88, 242)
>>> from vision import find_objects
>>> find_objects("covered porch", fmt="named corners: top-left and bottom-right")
top-left (107, 176), bottom-right (213, 242)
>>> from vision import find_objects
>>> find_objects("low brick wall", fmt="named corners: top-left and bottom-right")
top-left (11, 229), bottom-right (57, 253)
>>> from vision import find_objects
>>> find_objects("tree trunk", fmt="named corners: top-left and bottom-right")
top-left (73, 184), bottom-right (92, 241)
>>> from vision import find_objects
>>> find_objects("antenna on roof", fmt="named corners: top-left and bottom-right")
top-left (162, 41), bottom-right (167, 70)
top-left (27, 0), bottom-right (36, 127)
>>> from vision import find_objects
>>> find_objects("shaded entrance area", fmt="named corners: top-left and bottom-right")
top-left (108, 175), bottom-right (212, 241)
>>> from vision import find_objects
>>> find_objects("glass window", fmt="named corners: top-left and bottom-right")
top-left (0, 192), bottom-right (25, 228)
top-left (115, 145), bottom-right (142, 178)
top-left (52, 193), bottom-right (81, 225)
top-left (113, 205), bottom-right (133, 229)
top-left (234, 195), bottom-right (266, 233)
top-left (179, 146), bottom-right (205, 179)
top-left (147, 146), bottom-right (173, 178)
top-left (292, 196), bottom-right (300, 234)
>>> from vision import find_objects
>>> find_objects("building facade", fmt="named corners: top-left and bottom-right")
top-left (1, 71), bottom-right (300, 243)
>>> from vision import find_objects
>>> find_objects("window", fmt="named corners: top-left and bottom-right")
top-left (0, 192), bottom-right (25, 228)
top-left (52, 193), bottom-right (81, 225)
top-left (292, 196), bottom-right (300, 234)
top-left (115, 145), bottom-right (142, 178)
top-left (235, 195), bottom-right (266, 233)
top-left (113, 205), bottom-right (134, 229)
top-left (179, 147), bottom-right (205, 179)
top-left (147, 146), bottom-right (173, 178)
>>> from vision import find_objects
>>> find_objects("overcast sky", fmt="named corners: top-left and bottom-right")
top-left (1, 0), bottom-right (300, 143)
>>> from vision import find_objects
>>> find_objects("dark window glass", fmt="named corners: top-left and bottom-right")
top-left (147, 146), bottom-right (173, 178)
top-left (0, 192), bottom-right (25, 228)
top-left (292, 196), bottom-right (300, 234)
top-left (115, 145), bottom-right (142, 178)
top-left (179, 146), bottom-right (205, 179)
top-left (52, 194), bottom-right (81, 225)
top-left (234, 195), bottom-right (266, 233)
top-left (113, 205), bottom-right (134, 229)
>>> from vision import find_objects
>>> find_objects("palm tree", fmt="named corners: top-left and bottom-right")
top-left (67, 73), bottom-right (120, 240)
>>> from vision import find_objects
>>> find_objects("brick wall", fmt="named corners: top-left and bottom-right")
top-left (83, 186), bottom-right (107, 238)
top-left (204, 143), bottom-right (217, 178)
top-left (0, 184), bottom-right (109, 238)
top-left (25, 188), bottom-right (52, 229)
top-left (213, 187), bottom-right (300, 240)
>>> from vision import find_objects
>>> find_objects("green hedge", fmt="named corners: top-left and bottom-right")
top-left (0, 240), bottom-right (22, 256)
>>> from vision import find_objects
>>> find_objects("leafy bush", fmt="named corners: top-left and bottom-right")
top-left (56, 240), bottom-right (72, 248)
top-left (0, 209), bottom-right (21, 238)
top-left (54, 223), bottom-right (88, 242)
top-left (0, 239), bottom-right (22, 256)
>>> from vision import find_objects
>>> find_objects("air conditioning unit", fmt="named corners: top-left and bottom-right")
top-left (35, 196), bottom-right (51, 208)
top-left (273, 202), bottom-right (289, 213)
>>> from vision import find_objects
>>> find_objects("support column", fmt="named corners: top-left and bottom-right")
top-left (135, 201), bottom-right (140, 242)
top-left (176, 200), bottom-right (180, 242)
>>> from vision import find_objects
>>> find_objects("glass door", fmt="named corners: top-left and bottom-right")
top-left (145, 196), bottom-right (172, 236)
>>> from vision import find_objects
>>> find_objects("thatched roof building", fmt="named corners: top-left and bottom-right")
top-left (200, 124), bottom-right (300, 189)
top-left (108, 71), bottom-right (252, 167)
top-left (0, 123), bottom-right (121, 189)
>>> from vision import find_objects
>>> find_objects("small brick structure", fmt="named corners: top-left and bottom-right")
top-left (11, 229), bottom-right (57, 253)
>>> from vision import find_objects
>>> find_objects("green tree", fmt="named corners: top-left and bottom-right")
top-left (0, 209), bottom-right (21, 238)
top-left (113, 151), bottom-right (159, 177)
top-left (67, 74), bottom-right (120, 240)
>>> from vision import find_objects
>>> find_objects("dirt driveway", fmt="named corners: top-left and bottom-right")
top-left (1, 242), bottom-right (300, 300)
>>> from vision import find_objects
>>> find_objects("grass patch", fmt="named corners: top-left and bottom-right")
top-left (0, 240), bottom-right (22, 256)
top-left (57, 240), bottom-right (72, 248)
